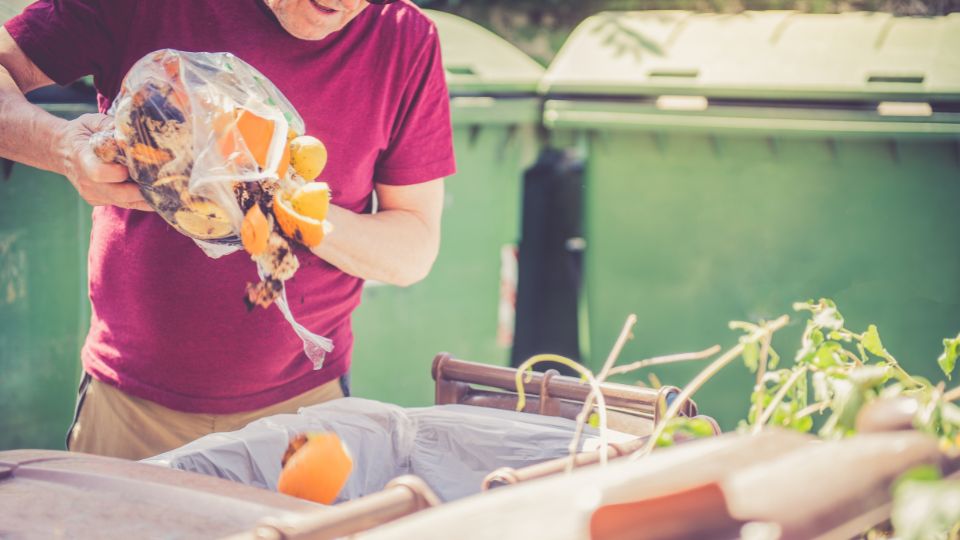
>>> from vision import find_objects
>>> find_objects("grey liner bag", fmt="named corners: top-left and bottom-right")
top-left (144, 397), bottom-right (633, 503)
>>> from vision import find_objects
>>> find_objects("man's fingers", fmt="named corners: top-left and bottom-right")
top-left (82, 149), bottom-right (129, 183)
top-left (99, 181), bottom-right (148, 207)
top-left (80, 112), bottom-right (115, 133)
top-left (98, 162), bottom-right (130, 183)
top-left (111, 181), bottom-right (145, 202)
top-left (124, 200), bottom-right (156, 212)
top-left (94, 115), bottom-right (114, 132)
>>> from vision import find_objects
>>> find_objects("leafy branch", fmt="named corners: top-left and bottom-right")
top-left (511, 298), bottom-right (960, 537)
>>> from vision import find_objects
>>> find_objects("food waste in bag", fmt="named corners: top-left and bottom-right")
top-left (91, 49), bottom-right (334, 366)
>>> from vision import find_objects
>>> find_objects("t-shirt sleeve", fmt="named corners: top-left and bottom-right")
top-left (3, 0), bottom-right (134, 86)
top-left (374, 24), bottom-right (456, 186)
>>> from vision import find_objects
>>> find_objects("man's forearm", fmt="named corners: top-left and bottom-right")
top-left (312, 205), bottom-right (440, 287)
top-left (0, 65), bottom-right (67, 174)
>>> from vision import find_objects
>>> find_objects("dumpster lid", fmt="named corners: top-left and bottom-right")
top-left (427, 10), bottom-right (545, 95)
top-left (0, 0), bottom-right (31, 21)
top-left (0, 450), bottom-right (319, 538)
top-left (541, 11), bottom-right (960, 102)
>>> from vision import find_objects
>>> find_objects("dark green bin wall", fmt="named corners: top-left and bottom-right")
top-left (581, 129), bottom-right (960, 428)
top-left (350, 114), bottom-right (538, 405)
top-left (342, 10), bottom-right (545, 405)
top-left (542, 10), bottom-right (960, 429)
top-left (1, 115), bottom-right (93, 449)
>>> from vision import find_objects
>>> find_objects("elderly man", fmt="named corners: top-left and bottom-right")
top-left (0, 0), bottom-right (455, 459)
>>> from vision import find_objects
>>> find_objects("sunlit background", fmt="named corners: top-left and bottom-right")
top-left (1, 0), bottom-right (958, 450)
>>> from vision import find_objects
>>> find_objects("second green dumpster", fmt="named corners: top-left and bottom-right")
top-left (541, 11), bottom-right (960, 429)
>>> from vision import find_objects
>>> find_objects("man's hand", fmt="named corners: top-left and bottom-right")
top-left (0, 27), bottom-right (150, 210)
top-left (311, 179), bottom-right (444, 287)
top-left (1, 28), bottom-right (151, 211)
top-left (57, 113), bottom-right (152, 211)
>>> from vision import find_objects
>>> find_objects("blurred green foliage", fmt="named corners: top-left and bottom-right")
top-left (416, 0), bottom-right (960, 14)
top-left (415, 0), bottom-right (960, 65)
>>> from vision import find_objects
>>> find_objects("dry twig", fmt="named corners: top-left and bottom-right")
top-left (629, 314), bottom-right (791, 461)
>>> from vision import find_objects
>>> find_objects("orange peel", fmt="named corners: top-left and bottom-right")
top-left (277, 432), bottom-right (353, 505)
top-left (216, 108), bottom-right (291, 178)
top-left (273, 182), bottom-right (331, 248)
top-left (291, 182), bottom-right (330, 221)
top-left (274, 197), bottom-right (325, 248)
top-left (240, 205), bottom-right (270, 256)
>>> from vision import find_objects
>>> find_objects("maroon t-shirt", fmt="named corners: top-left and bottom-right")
top-left (6, 0), bottom-right (455, 413)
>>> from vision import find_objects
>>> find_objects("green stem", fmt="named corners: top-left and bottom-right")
top-left (606, 345), bottom-right (721, 377)
top-left (749, 334), bottom-right (772, 425)
top-left (752, 365), bottom-right (809, 434)
top-left (796, 400), bottom-right (830, 419)
top-left (840, 349), bottom-right (863, 367)
top-left (880, 349), bottom-right (925, 389)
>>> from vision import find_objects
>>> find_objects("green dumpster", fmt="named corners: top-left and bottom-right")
top-left (541, 11), bottom-right (960, 429)
top-left (0, 98), bottom-right (96, 450)
top-left (350, 10), bottom-right (545, 405)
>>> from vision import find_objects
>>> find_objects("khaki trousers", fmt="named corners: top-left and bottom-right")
top-left (67, 375), bottom-right (345, 461)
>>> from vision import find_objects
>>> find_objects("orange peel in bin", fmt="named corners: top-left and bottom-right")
top-left (278, 432), bottom-right (353, 505)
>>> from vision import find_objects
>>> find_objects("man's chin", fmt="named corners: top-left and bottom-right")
top-left (295, 31), bottom-right (335, 41)
top-left (285, 24), bottom-right (336, 41)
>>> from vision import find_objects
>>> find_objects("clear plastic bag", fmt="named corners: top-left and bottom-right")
top-left (93, 49), bottom-right (332, 366)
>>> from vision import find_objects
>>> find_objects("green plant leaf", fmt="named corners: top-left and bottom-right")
top-left (655, 431), bottom-right (674, 448)
top-left (813, 342), bottom-right (843, 369)
top-left (686, 417), bottom-right (716, 438)
top-left (749, 389), bottom-right (773, 424)
top-left (813, 302), bottom-right (844, 331)
top-left (937, 333), bottom-right (960, 380)
top-left (849, 365), bottom-right (892, 389)
top-left (940, 402), bottom-right (960, 433)
top-left (812, 371), bottom-right (831, 403)
top-left (771, 403), bottom-right (793, 427)
top-left (895, 465), bottom-right (942, 487)
top-left (812, 329), bottom-right (825, 347)
top-left (795, 370), bottom-right (809, 409)
top-left (796, 322), bottom-right (818, 363)
top-left (659, 417), bottom-right (716, 446)
top-left (768, 347), bottom-right (781, 370)
top-left (743, 340), bottom-right (759, 372)
top-left (880, 382), bottom-right (906, 399)
top-left (829, 330), bottom-right (848, 342)
top-left (819, 377), bottom-right (862, 438)
top-left (892, 476), bottom-right (960, 540)
top-left (863, 324), bottom-right (885, 357)
top-left (793, 415), bottom-right (814, 433)
top-left (835, 387), bottom-right (865, 435)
